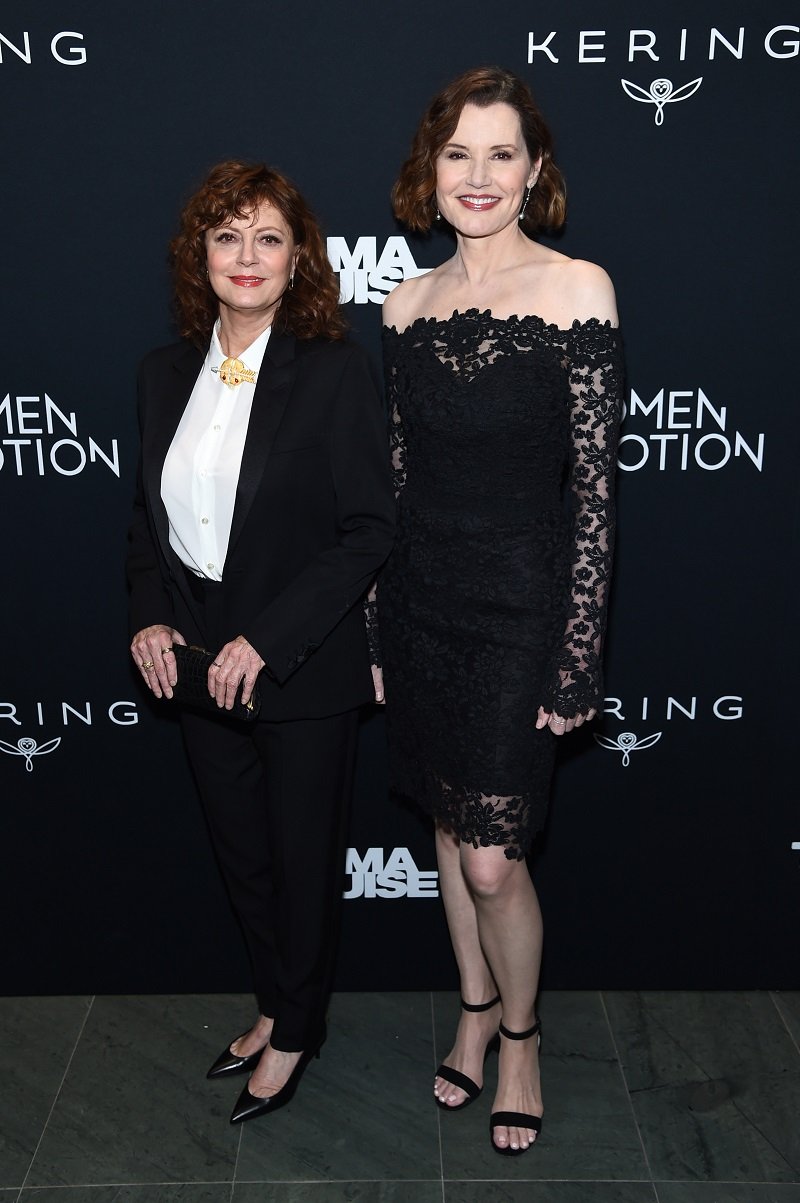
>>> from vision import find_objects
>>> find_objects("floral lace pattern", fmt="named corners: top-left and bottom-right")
top-left (377, 310), bottom-right (623, 858)
top-left (364, 583), bottom-right (380, 666)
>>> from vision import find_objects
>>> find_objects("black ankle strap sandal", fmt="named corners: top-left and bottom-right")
top-left (499, 1018), bottom-right (541, 1042)
top-left (434, 994), bottom-right (501, 1112)
top-left (490, 1018), bottom-right (543, 1155)
top-left (461, 993), bottom-right (501, 1013)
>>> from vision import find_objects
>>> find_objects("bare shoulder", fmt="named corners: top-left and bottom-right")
top-left (558, 259), bottom-right (618, 325)
top-left (382, 275), bottom-right (423, 330)
top-left (382, 270), bottom-right (440, 331)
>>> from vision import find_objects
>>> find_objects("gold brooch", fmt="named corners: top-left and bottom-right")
top-left (214, 358), bottom-right (257, 388)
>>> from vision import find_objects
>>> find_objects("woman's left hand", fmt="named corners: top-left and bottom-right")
top-left (536, 706), bottom-right (596, 735)
top-left (208, 636), bottom-right (265, 709)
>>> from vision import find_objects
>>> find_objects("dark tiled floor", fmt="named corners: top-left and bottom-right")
top-left (1, 992), bottom-right (798, 1202)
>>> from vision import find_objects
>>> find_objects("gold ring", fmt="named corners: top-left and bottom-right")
top-left (161, 646), bottom-right (173, 655)
top-left (142, 660), bottom-right (155, 670)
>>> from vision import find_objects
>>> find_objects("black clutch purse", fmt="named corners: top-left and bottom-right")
top-left (171, 644), bottom-right (261, 722)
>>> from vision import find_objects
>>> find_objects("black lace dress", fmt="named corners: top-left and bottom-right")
top-left (373, 309), bottom-right (623, 859)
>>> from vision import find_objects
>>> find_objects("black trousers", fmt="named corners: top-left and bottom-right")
top-left (181, 706), bottom-right (358, 1050)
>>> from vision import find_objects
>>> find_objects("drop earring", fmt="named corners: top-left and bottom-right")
top-left (518, 185), bottom-right (532, 223)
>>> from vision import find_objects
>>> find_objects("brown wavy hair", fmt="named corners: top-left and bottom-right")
top-left (171, 160), bottom-right (347, 346)
top-left (392, 67), bottom-right (566, 237)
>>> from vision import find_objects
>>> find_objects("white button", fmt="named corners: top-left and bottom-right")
top-left (207, 562), bottom-right (215, 572)
top-left (200, 469), bottom-right (207, 477)
top-left (213, 424), bottom-right (221, 431)
top-left (201, 517), bottom-right (209, 525)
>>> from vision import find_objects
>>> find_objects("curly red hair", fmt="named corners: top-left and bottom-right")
top-left (392, 66), bottom-right (566, 236)
top-left (171, 160), bottom-right (347, 347)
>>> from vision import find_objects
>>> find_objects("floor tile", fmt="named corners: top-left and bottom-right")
top-left (234, 1184), bottom-right (444, 1201)
top-left (444, 1185), bottom-right (656, 1203)
top-left (0, 995), bottom-right (92, 1189)
top-left (25, 995), bottom-right (244, 1186)
top-left (436, 991), bottom-right (650, 1182)
top-left (604, 992), bottom-right (800, 1182)
top-left (20, 1187), bottom-right (229, 1201)
top-left (6, 990), bottom-right (798, 1199)
top-left (234, 992), bottom-right (439, 1182)
top-left (772, 993), bottom-right (800, 1052)
top-left (656, 1186), bottom-right (800, 1202)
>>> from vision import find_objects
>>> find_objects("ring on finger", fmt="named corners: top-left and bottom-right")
top-left (161, 646), bottom-right (173, 655)
top-left (142, 660), bottom-right (155, 670)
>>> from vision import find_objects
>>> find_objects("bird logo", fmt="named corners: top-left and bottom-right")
top-left (593, 730), bottom-right (662, 766)
top-left (620, 77), bottom-right (703, 126)
top-left (0, 736), bottom-right (62, 772)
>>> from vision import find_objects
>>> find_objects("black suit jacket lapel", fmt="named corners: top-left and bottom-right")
top-left (226, 329), bottom-right (297, 561)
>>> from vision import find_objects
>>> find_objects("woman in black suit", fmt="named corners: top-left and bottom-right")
top-left (127, 160), bottom-right (394, 1124)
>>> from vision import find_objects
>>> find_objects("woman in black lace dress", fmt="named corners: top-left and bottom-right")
top-left (373, 68), bottom-right (622, 1155)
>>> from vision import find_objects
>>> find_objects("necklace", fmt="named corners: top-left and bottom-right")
top-left (212, 357), bottom-right (257, 389)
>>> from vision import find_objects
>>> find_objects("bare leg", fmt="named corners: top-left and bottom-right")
top-left (433, 824), bottom-right (500, 1107)
top-left (460, 841), bottom-right (543, 1152)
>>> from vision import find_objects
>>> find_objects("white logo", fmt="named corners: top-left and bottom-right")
top-left (526, 26), bottom-right (799, 65)
top-left (618, 388), bottom-right (764, 474)
top-left (0, 394), bottom-right (120, 477)
top-left (594, 730), bottom-right (662, 766)
top-left (603, 694), bottom-right (743, 723)
top-left (596, 694), bottom-right (743, 763)
top-left (620, 77), bottom-right (703, 125)
top-left (327, 237), bottom-right (432, 306)
top-left (525, 26), bottom-right (798, 132)
top-left (0, 702), bottom-right (139, 774)
top-left (343, 846), bottom-right (438, 899)
top-left (0, 30), bottom-right (86, 66)
top-left (0, 735), bottom-right (61, 771)
top-left (0, 700), bottom-right (139, 727)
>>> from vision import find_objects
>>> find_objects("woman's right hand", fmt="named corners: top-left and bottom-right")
top-left (371, 664), bottom-right (385, 704)
top-left (130, 625), bottom-right (187, 699)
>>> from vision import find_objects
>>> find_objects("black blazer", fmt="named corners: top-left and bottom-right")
top-left (127, 330), bottom-right (395, 721)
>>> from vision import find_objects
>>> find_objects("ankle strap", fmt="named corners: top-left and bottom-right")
top-left (460, 993), bottom-right (501, 1013)
top-left (499, 1019), bottom-right (541, 1041)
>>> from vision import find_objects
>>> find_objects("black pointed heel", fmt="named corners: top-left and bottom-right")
top-left (435, 993), bottom-right (501, 1112)
top-left (490, 1019), bottom-right (543, 1155)
top-left (206, 1033), bottom-right (266, 1080)
top-left (229, 1040), bottom-right (324, 1124)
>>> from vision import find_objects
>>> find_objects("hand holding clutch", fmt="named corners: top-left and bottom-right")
top-left (171, 644), bottom-right (261, 721)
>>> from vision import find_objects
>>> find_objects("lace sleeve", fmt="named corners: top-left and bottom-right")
top-left (364, 580), bottom-right (381, 666)
top-left (544, 322), bottom-right (624, 718)
top-left (387, 359), bottom-right (408, 499)
top-left (364, 343), bottom-right (407, 667)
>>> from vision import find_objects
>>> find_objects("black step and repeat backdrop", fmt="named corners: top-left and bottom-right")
top-left (1, 0), bottom-right (797, 993)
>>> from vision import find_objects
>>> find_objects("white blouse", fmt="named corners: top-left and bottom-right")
top-left (161, 321), bottom-right (271, 581)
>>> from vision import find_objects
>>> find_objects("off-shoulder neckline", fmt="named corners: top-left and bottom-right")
top-left (383, 308), bottom-right (619, 338)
